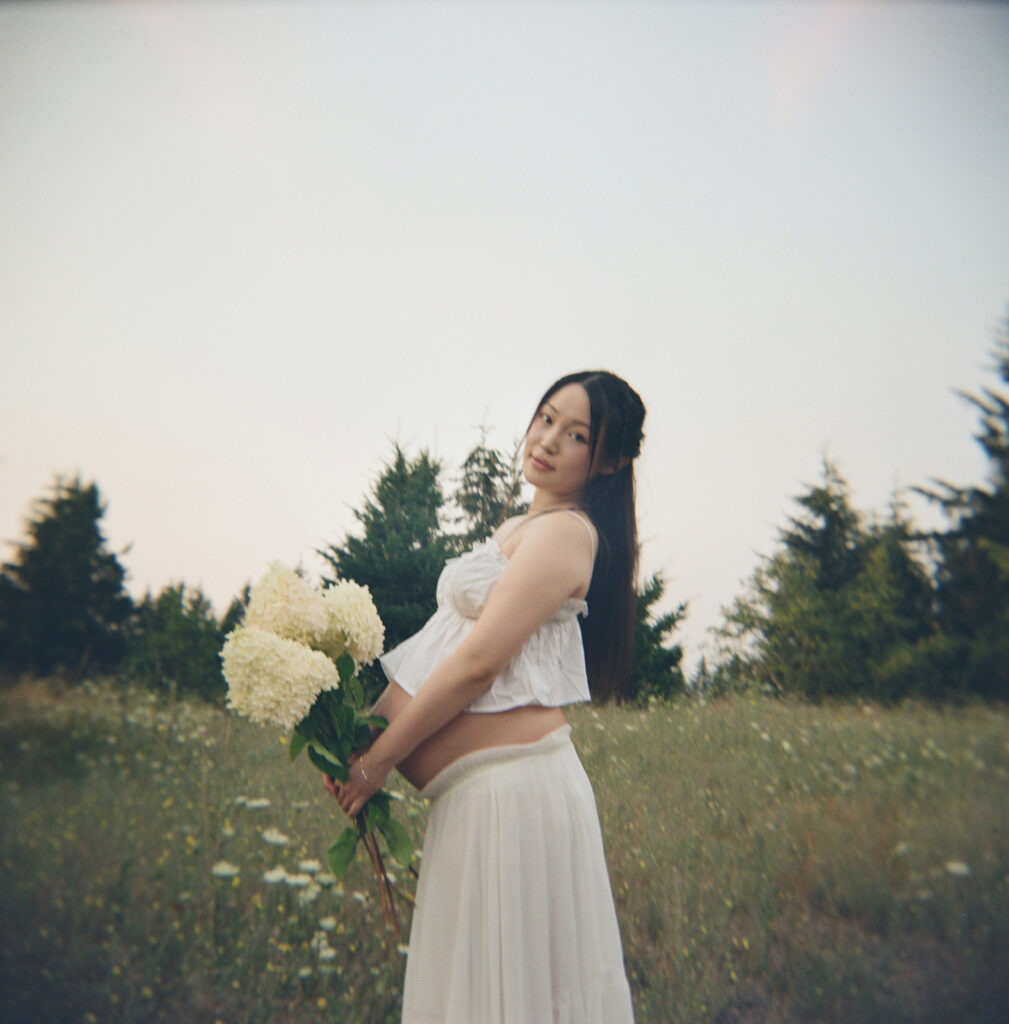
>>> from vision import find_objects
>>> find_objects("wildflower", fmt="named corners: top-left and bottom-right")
top-left (318, 916), bottom-right (337, 931)
top-left (242, 797), bottom-right (271, 810)
top-left (261, 828), bottom-right (291, 847)
top-left (284, 873), bottom-right (314, 888)
top-left (397, 944), bottom-right (410, 956)
top-left (781, 740), bottom-right (793, 754)
top-left (298, 859), bottom-right (322, 874)
top-left (298, 967), bottom-right (313, 979)
top-left (211, 860), bottom-right (241, 879)
top-left (945, 860), bottom-right (971, 877)
top-left (298, 885), bottom-right (321, 907)
top-left (263, 867), bottom-right (288, 884)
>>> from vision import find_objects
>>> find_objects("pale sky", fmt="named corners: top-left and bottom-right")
top-left (2, 1), bottom-right (1008, 671)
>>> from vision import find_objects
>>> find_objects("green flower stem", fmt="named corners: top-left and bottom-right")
top-left (357, 811), bottom-right (401, 944)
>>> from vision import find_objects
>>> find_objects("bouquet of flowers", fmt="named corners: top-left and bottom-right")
top-left (220, 563), bottom-right (414, 937)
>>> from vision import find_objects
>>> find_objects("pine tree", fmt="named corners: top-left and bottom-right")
top-left (452, 430), bottom-right (528, 547)
top-left (919, 318), bottom-right (1009, 698)
top-left (318, 444), bottom-right (454, 662)
top-left (628, 572), bottom-right (687, 702)
top-left (719, 462), bottom-right (937, 701)
top-left (780, 456), bottom-right (865, 591)
top-left (127, 583), bottom-right (225, 702)
top-left (0, 476), bottom-right (133, 678)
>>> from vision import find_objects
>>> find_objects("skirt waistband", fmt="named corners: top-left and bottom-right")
top-left (417, 724), bottom-right (573, 801)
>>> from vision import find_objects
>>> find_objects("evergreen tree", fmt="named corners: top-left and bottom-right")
top-left (127, 583), bottom-right (225, 702)
top-left (452, 430), bottom-right (528, 547)
top-left (719, 461), bottom-right (937, 701)
top-left (0, 476), bottom-right (133, 678)
top-left (780, 457), bottom-right (864, 591)
top-left (919, 318), bottom-right (1009, 698)
top-left (318, 445), bottom-right (454, 697)
top-left (628, 572), bottom-right (687, 702)
top-left (219, 583), bottom-right (250, 638)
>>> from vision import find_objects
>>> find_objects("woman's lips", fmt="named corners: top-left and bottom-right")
top-left (529, 455), bottom-right (552, 471)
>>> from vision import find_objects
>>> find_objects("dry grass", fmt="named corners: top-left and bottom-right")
top-left (1, 682), bottom-right (1007, 1023)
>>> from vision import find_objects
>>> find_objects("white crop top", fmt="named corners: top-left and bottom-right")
top-left (379, 514), bottom-right (594, 713)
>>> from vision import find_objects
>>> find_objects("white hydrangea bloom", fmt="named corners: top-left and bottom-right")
top-left (321, 580), bottom-right (385, 667)
top-left (244, 563), bottom-right (330, 647)
top-left (221, 626), bottom-right (338, 729)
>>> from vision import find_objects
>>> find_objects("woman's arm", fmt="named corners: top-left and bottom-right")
top-left (332, 513), bottom-right (593, 817)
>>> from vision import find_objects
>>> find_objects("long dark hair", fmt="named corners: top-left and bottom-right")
top-left (531, 371), bottom-right (646, 701)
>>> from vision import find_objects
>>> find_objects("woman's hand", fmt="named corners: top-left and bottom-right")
top-left (324, 750), bottom-right (385, 819)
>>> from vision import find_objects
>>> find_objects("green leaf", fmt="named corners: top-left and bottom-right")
top-left (347, 674), bottom-right (365, 710)
top-left (327, 826), bottom-right (360, 880)
top-left (331, 703), bottom-right (356, 762)
top-left (359, 714), bottom-right (388, 730)
top-left (289, 728), bottom-right (308, 761)
top-left (301, 703), bottom-right (324, 741)
top-left (367, 790), bottom-right (391, 819)
top-left (316, 688), bottom-right (343, 717)
top-left (307, 743), bottom-right (347, 782)
top-left (376, 815), bottom-right (414, 869)
top-left (336, 651), bottom-right (356, 684)
top-left (354, 722), bottom-right (374, 749)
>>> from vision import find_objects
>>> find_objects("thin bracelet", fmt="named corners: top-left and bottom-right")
top-left (359, 756), bottom-right (369, 783)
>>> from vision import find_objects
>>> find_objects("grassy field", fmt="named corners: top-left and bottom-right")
top-left (1, 681), bottom-right (1007, 1024)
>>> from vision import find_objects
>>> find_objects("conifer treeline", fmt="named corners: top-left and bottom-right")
top-left (2, 314), bottom-right (1006, 703)
top-left (710, 317), bottom-right (1009, 701)
top-left (0, 435), bottom-right (685, 703)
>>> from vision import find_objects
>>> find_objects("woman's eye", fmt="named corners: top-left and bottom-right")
top-left (541, 412), bottom-right (553, 425)
top-left (572, 432), bottom-right (587, 444)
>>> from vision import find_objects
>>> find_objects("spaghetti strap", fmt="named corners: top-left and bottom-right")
top-left (498, 507), bottom-right (597, 563)
top-left (564, 509), bottom-right (598, 563)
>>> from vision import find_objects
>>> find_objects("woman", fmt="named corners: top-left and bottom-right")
top-left (329, 370), bottom-right (643, 1024)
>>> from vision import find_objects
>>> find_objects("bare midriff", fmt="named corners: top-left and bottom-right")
top-left (377, 681), bottom-right (567, 791)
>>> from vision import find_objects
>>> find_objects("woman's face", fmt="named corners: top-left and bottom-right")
top-left (524, 383), bottom-right (594, 503)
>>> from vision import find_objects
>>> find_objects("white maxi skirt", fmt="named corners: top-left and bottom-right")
top-left (401, 725), bottom-right (635, 1024)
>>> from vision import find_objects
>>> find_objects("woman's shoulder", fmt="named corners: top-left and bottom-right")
top-left (494, 508), bottom-right (596, 561)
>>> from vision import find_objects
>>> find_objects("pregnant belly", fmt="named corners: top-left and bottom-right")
top-left (380, 681), bottom-right (567, 791)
